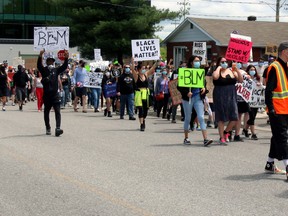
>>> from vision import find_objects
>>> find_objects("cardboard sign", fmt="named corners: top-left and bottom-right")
top-left (94, 49), bottom-right (102, 61)
top-left (169, 79), bottom-right (182, 105)
top-left (265, 44), bottom-right (278, 57)
top-left (249, 85), bottom-right (266, 108)
top-left (131, 39), bottom-right (160, 61)
top-left (192, 42), bottom-right (206, 64)
top-left (103, 83), bottom-right (117, 98)
top-left (225, 36), bottom-right (253, 63)
top-left (178, 68), bottom-right (205, 88)
top-left (34, 26), bottom-right (69, 51)
top-left (84, 72), bottom-right (103, 88)
top-left (235, 76), bottom-right (255, 102)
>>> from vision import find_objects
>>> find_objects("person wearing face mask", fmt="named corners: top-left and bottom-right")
top-left (256, 58), bottom-right (266, 78)
top-left (73, 60), bottom-right (88, 113)
top-left (242, 65), bottom-right (261, 140)
top-left (177, 55), bottom-right (213, 146)
top-left (37, 49), bottom-right (69, 136)
top-left (212, 57), bottom-right (243, 145)
top-left (155, 67), bottom-right (170, 119)
top-left (132, 60), bottom-right (157, 131)
top-left (117, 64), bottom-right (136, 120)
top-left (264, 41), bottom-right (288, 178)
top-left (102, 69), bottom-right (116, 117)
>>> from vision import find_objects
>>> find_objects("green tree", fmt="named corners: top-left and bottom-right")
top-left (49, 0), bottom-right (178, 62)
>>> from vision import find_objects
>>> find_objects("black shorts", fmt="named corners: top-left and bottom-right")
top-left (75, 87), bottom-right (87, 97)
top-left (0, 87), bottom-right (8, 97)
top-left (237, 101), bottom-right (250, 113)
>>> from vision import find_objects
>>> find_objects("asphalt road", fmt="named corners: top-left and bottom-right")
top-left (0, 102), bottom-right (287, 216)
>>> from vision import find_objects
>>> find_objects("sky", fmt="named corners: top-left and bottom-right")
top-left (151, 0), bottom-right (288, 39)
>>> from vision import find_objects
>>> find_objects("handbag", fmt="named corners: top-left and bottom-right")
top-left (155, 92), bottom-right (164, 101)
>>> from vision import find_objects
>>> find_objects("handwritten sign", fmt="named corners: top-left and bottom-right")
top-left (249, 85), bottom-right (266, 108)
top-left (265, 44), bottom-right (278, 57)
top-left (235, 76), bottom-right (255, 102)
top-left (131, 39), bottom-right (160, 61)
top-left (225, 37), bottom-right (253, 63)
top-left (34, 27), bottom-right (69, 51)
top-left (94, 49), bottom-right (102, 61)
top-left (84, 72), bottom-right (103, 88)
top-left (178, 68), bottom-right (205, 88)
top-left (103, 83), bottom-right (117, 98)
top-left (169, 79), bottom-right (182, 105)
top-left (192, 42), bottom-right (206, 64)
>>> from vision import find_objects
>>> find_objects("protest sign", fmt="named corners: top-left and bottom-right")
top-left (169, 79), bottom-right (182, 105)
top-left (103, 83), bottom-right (117, 98)
top-left (192, 42), bottom-right (206, 64)
top-left (235, 75), bottom-right (255, 102)
top-left (225, 34), bottom-right (253, 63)
top-left (131, 39), bottom-right (160, 61)
top-left (84, 72), bottom-right (103, 88)
top-left (34, 26), bottom-right (69, 51)
top-left (94, 49), bottom-right (102, 61)
top-left (249, 85), bottom-right (266, 108)
top-left (178, 68), bottom-right (205, 88)
top-left (265, 44), bottom-right (278, 57)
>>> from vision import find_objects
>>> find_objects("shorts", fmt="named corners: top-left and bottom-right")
top-left (75, 87), bottom-right (87, 97)
top-left (16, 87), bottom-right (26, 101)
top-left (0, 87), bottom-right (8, 97)
top-left (237, 101), bottom-right (250, 114)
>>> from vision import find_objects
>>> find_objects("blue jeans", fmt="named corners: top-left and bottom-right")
top-left (182, 94), bottom-right (206, 131)
top-left (61, 85), bottom-right (70, 107)
top-left (91, 88), bottom-right (101, 109)
top-left (120, 93), bottom-right (134, 117)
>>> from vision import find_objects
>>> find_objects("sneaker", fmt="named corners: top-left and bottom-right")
top-left (82, 110), bottom-right (87, 113)
top-left (219, 138), bottom-right (228, 145)
top-left (120, 116), bottom-right (124, 119)
top-left (107, 111), bottom-right (112, 117)
top-left (129, 116), bottom-right (136, 120)
top-left (46, 128), bottom-right (51, 135)
top-left (55, 128), bottom-right (63, 137)
top-left (224, 131), bottom-right (230, 142)
top-left (104, 108), bottom-right (107, 116)
top-left (2, 107), bottom-right (6, 111)
top-left (140, 124), bottom-right (145, 132)
top-left (183, 138), bottom-right (191, 145)
top-left (234, 135), bottom-right (244, 142)
top-left (264, 162), bottom-right (286, 175)
top-left (19, 104), bottom-right (23, 111)
top-left (171, 119), bottom-right (176, 123)
top-left (94, 109), bottom-right (100, 112)
top-left (251, 134), bottom-right (258, 140)
top-left (214, 122), bottom-right (218, 129)
top-left (207, 121), bottom-right (212, 128)
top-left (242, 129), bottom-right (250, 138)
top-left (204, 139), bottom-right (213, 147)
top-left (12, 103), bottom-right (15, 106)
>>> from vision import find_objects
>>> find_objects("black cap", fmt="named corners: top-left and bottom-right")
top-left (278, 41), bottom-right (288, 53)
top-left (94, 68), bottom-right (101, 72)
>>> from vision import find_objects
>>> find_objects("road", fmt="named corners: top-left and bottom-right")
top-left (0, 102), bottom-right (287, 216)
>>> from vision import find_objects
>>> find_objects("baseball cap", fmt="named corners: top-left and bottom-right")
top-left (278, 41), bottom-right (288, 52)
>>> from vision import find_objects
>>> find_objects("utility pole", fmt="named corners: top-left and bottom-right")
top-left (177, 0), bottom-right (190, 20)
top-left (276, 0), bottom-right (280, 22)
top-left (171, 19), bottom-right (180, 29)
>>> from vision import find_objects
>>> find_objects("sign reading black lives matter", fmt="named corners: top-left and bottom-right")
top-left (34, 27), bottom-right (69, 51)
top-left (131, 39), bottom-right (160, 61)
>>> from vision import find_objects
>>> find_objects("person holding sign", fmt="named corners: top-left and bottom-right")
top-left (212, 57), bottom-right (243, 145)
top-left (102, 69), bottom-right (116, 117)
top-left (264, 41), bottom-right (288, 177)
top-left (177, 56), bottom-right (213, 146)
top-left (132, 60), bottom-right (157, 131)
top-left (37, 49), bottom-right (69, 136)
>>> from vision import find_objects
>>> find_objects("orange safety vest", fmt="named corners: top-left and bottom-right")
top-left (267, 60), bottom-right (288, 114)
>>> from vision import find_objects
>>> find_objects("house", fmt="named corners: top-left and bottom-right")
top-left (162, 17), bottom-right (288, 68)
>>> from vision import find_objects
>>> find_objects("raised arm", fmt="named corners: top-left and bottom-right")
top-left (37, 49), bottom-right (45, 74)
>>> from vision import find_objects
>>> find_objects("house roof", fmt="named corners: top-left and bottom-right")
top-left (162, 17), bottom-right (288, 47)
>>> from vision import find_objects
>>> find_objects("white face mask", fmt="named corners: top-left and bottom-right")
top-left (48, 65), bottom-right (54, 70)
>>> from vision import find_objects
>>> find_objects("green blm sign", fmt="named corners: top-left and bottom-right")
top-left (178, 68), bottom-right (205, 88)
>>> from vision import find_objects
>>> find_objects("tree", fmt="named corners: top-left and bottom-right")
top-left (48, 0), bottom-right (178, 62)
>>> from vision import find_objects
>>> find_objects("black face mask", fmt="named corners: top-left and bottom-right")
top-left (81, 63), bottom-right (85, 67)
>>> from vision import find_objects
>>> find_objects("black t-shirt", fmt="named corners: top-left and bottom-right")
top-left (0, 72), bottom-right (7, 88)
top-left (13, 71), bottom-right (29, 88)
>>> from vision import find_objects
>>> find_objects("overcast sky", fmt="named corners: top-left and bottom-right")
top-left (151, 0), bottom-right (288, 39)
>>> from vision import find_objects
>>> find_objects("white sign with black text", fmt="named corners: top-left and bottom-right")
top-left (131, 39), bottom-right (160, 61)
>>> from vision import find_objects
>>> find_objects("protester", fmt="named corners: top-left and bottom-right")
top-left (34, 70), bottom-right (44, 112)
top-left (60, 67), bottom-right (72, 109)
top-left (37, 49), bottom-right (69, 136)
top-left (0, 65), bottom-right (9, 111)
top-left (264, 41), bottom-right (288, 177)
top-left (73, 60), bottom-right (88, 113)
top-left (13, 65), bottom-right (30, 111)
top-left (212, 57), bottom-right (243, 145)
top-left (132, 60), bottom-right (157, 131)
top-left (117, 64), bottom-right (136, 120)
top-left (102, 69), bottom-right (116, 117)
top-left (91, 68), bottom-right (102, 112)
top-left (177, 55), bottom-right (213, 146)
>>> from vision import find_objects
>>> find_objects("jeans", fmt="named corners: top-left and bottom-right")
top-left (120, 93), bottom-right (134, 117)
top-left (61, 85), bottom-right (70, 107)
top-left (91, 88), bottom-right (101, 109)
top-left (182, 94), bottom-right (206, 131)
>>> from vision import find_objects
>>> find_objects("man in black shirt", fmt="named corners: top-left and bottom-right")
top-left (37, 49), bottom-right (69, 136)
top-left (13, 65), bottom-right (30, 111)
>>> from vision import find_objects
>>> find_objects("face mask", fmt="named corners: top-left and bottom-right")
top-left (125, 68), bottom-right (130, 74)
top-left (48, 65), bottom-right (54, 70)
top-left (242, 63), bottom-right (248, 68)
top-left (220, 62), bottom-right (228, 69)
top-left (259, 62), bottom-right (264, 67)
top-left (141, 69), bottom-right (146, 74)
top-left (105, 72), bottom-right (110, 77)
top-left (162, 71), bottom-right (167, 75)
top-left (193, 62), bottom-right (201, 69)
top-left (236, 63), bottom-right (242, 69)
top-left (156, 69), bottom-right (161, 73)
top-left (249, 70), bottom-right (256, 76)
